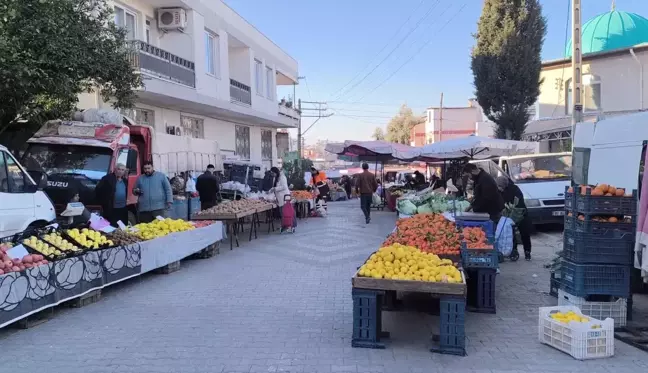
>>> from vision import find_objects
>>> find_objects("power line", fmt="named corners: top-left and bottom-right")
top-left (304, 77), bottom-right (313, 101)
top-left (326, 0), bottom-right (426, 100)
top-left (351, 3), bottom-right (466, 104)
top-left (331, 0), bottom-right (442, 102)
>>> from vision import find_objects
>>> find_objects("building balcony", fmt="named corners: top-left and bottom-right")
top-left (128, 41), bottom-right (196, 88)
top-left (278, 102), bottom-right (300, 122)
top-left (230, 79), bottom-right (252, 106)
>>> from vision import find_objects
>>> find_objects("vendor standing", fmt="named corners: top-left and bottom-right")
top-left (196, 164), bottom-right (220, 210)
top-left (496, 176), bottom-right (533, 261)
top-left (310, 167), bottom-right (329, 203)
top-left (462, 163), bottom-right (504, 223)
top-left (134, 161), bottom-right (173, 223)
top-left (95, 163), bottom-right (129, 226)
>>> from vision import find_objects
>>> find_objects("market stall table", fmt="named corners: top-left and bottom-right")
top-left (0, 222), bottom-right (223, 329)
top-left (191, 210), bottom-right (255, 250)
top-left (351, 272), bottom-right (467, 355)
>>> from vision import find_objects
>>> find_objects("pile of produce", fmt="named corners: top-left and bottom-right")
top-left (195, 199), bottom-right (268, 216)
top-left (42, 232), bottom-right (83, 253)
top-left (132, 218), bottom-right (194, 240)
top-left (550, 311), bottom-right (600, 327)
top-left (22, 236), bottom-right (65, 259)
top-left (0, 242), bottom-right (47, 275)
top-left (358, 244), bottom-right (462, 283)
top-left (568, 183), bottom-right (631, 197)
top-left (291, 190), bottom-right (312, 200)
top-left (67, 228), bottom-right (114, 249)
top-left (384, 214), bottom-right (461, 256)
top-left (462, 227), bottom-right (493, 249)
top-left (107, 229), bottom-right (141, 245)
top-left (567, 212), bottom-right (632, 224)
top-left (396, 191), bottom-right (469, 216)
top-left (192, 220), bottom-right (216, 228)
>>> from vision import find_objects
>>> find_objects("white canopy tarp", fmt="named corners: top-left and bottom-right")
top-left (418, 135), bottom-right (538, 160)
top-left (325, 140), bottom-right (423, 161)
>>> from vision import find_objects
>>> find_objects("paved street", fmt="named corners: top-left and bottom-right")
top-left (0, 201), bottom-right (647, 373)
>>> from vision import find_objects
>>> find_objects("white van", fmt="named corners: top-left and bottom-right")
top-left (0, 145), bottom-right (56, 237)
top-left (472, 152), bottom-right (572, 225)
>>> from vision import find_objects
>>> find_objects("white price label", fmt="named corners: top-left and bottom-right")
top-left (155, 216), bottom-right (165, 221)
top-left (7, 245), bottom-right (29, 260)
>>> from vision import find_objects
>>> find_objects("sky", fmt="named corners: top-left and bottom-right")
top-left (224, 0), bottom-right (648, 144)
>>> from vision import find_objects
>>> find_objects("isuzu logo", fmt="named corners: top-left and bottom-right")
top-left (47, 181), bottom-right (68, 188)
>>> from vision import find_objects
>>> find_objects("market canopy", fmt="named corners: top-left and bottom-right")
top-left (325, 140), bottom-right (433, 162)
top-left (417, 135), bottom-right (538, 160)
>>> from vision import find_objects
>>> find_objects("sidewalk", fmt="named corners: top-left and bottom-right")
top-left (0, 200), bottom-right (645, 373)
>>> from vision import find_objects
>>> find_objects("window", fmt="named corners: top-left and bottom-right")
top-left (261, 130), bottom-right (273, 160)
top-left (180, 116), bottom-right (204, 139)
top-left (205, 31), bottom-right (220, 77)
top-left (114, 5), bottom-right (136, 40)
top-left (145, 19), bottom-right (151, 44)
top-left (572, 147), bottom-right (591, 186)
top-left (235, 125), bottom-right (251, 160)
top-left (566, 75), bottom-right (602, 114)
top-left (266, 66), bottom-right (274, 99)
top-left (255, 59), bottom-right (263, 95)
top-left (121, 108), bottom-right (154, 127)
top-left (21, 144), bottom-right (112, 182)
top-left (2, 152), bottom-right (28, 193)
top-left (0, 152), bottom-right (8, 193)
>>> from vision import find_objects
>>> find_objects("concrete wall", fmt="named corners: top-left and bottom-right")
top-left (537, 49), bottom-right (648, 118)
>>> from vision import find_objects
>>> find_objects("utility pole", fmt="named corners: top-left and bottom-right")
top-left (297, 100), bottom-right (333, 169)
top-left (570, 0), bottom-right (582, 150)
top-left (438, 92), bottom-right (444, 143)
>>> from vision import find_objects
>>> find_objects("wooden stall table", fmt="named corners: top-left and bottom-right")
top-left (351, 271), bottom-right (467, 356)
top-left (254, 203), bottom-right (277, 234)
top-left (191, 209), bottom-right (255, 250)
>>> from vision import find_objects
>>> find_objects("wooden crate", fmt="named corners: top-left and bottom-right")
top-left (352, 270), bottom-right (466, 297)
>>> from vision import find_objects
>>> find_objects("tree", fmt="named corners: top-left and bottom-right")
top-left (385, 104), bottom-right (419, 144)
top-left (372, 127), bottom-right (385, 141)
top-left (0, 0), bottom-right (141, 134)
top-left (471, 0), bottom-right (546, 140)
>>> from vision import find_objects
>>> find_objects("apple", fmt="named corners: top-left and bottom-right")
top-left (0, 269), bottom-right (4, 275)
top-left (22, 255), bottom-right (33, 264)
top-left (11, 266), bottom-right (20, 272)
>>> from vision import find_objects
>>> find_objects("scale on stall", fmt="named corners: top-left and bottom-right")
top-left (59, 202), bottom-right (91, 226)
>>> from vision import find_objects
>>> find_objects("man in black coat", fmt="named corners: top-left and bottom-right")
top-left (496, 176), bottom-right (533, 260)
top-left (196, 164), bottom-right (220, 210)
top-left (95, 163), bottom-right (129, 226)
top-left (462, 163), bottom-right (505, 222)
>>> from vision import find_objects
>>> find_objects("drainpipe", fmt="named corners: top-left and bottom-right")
top-left (630, 48), bottom-right (644, 110)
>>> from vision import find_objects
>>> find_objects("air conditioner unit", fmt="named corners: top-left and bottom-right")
top-left (157, 8), bottom-right (187, 30)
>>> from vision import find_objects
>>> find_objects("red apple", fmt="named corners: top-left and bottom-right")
top-left (42, 259), bottom-right (48, 265)
top-left (0, 261), bottom-right (5, 270)
top-left (4, 260), bottom-right (12, 268)
top-left (11, 266), bottom-right (20, 272)
top-left (0, 269), bottom-right (4, 275)
top-left (22, 255), bottom-right (32, 264)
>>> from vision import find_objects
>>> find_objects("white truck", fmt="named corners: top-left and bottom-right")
top-left (0, 144), bottom-right (56, 237)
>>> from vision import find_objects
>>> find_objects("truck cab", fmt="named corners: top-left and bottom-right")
top-left (21, 119), bottom-right (142, 222)
top-left (0, 144), bottom-right (56, 237)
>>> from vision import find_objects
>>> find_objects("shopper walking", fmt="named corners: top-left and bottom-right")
top-left (496, 176), bottom-right (533, 260)
top-left (134, 161), bottom-right (173, 223)
top-left (196, 164), bottom-right (220, 210)
top-left (356, 163), bottom-right (378, 224)
top-left (95, 163), bottom-right (129, 226)
top-left (462, 163), bottom-right (504, 223)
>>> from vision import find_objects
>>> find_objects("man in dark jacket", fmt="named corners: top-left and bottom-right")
top-left (463, 163), bottom-right (504, 222)
top-left (95, 163), bottom-right (129, 226)
top-left (196, 164), bottom-right (220, 210)
top-left (356, 163), bottom-right (378, 224)
top-left (496, 176), bottom-right (533, 260)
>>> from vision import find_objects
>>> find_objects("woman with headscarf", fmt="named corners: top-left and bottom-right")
top-left (496, 176), bottom-right (533, 260)
top-left (270, 167), bottom-right (295, 231)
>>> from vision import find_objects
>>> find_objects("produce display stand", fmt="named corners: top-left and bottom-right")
top-left (351, 271), bottom-right (467, 356)
top-left (191, 210), bottom-right (254, 250)
top-left (0, 222), bottom-right (223, 329)
top-left (294, 200), bottom-right (311, 219)
top-left (254, 203), bottom-right (277, 233)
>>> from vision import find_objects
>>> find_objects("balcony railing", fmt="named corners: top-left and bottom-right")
top-left (278, 103), bottom-right (300, 120)
top-left (128, 41), bottom-right (196, 88)
top-left (230, 79), bottom-right (252, 106)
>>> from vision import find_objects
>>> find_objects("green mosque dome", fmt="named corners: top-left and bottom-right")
top-left (565, 8), bottom-right (648, 57)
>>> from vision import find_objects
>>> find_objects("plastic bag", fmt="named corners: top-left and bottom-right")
top-left (397, 199), bottom-right (417, 215)
top-left (372, 193), bottom-right (381, 206)
top-left (495, 217), bottom-right (514, 256)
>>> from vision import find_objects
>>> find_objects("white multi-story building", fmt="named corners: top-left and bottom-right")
top-left (79, 0), bottom-right (300, 169)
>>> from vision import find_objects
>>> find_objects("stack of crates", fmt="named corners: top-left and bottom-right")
top-left (456, 219), bottom-right (497, 314)
top-left (560, 185), bottom-right (637, 326)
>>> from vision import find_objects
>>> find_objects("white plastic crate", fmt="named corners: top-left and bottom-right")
top-left (538, 306), bottom-right (614, 360)
top-left (557, 289), bottom-right (627, 327)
